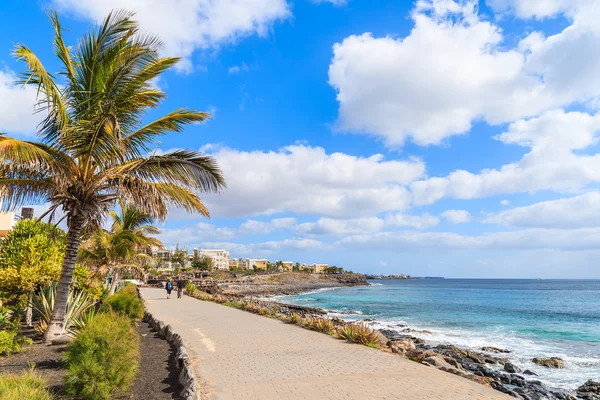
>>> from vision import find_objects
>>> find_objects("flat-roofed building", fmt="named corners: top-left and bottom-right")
top-left (199, 249), bottom-right (230, 270)
top-left (311, 263), bottom-right (328, 274)
top-left (0, 201), bottom-right (16, 240)
top-left (247, 259), bottom-right (268, 271)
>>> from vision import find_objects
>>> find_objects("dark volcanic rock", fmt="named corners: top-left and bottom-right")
top-left (577, 380), bottom-right (600, 399)
top-left (523, 369), bottom-right (538, 376)
top-left (504, 361), bottom-right (521, 373)
top-left (482, 346), bottom-right (511, 354)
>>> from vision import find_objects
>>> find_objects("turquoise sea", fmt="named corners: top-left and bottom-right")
top-left (279, 279), bottom-right (600, 391)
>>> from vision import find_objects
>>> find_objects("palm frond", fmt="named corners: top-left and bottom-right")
top-left (115, 150), bottom-right (225, 192)
top-left (124, 108), bottom-right (210, 154)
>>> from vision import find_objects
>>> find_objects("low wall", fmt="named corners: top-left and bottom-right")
top-left (142, 311), bottom-right (199, 400)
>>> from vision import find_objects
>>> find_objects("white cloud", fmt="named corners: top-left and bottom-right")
top-left (202, 144), bottom-right (425, 217)
top-left (200, 238), bottom-right (328, 256)
top-left (52, 0), bottom-right (290, 72)
top-left (239, 217), bottom-right (297, 234)
top-left (0, 70), bottom-right (43, 136)
top-left (338, 227), bottom-right (600, 252)
top-left (158, 222), bottom-right (238, 246)
top-left (384, 213), bottom-right (440, 229)
top-left (228, 62), bottom-right (249, 74)
top-left (158, 217), bottom-right (297, 247)
top-left (411, 110), bottom-right (600, 204)
top-left (484, 193), bottom-right (600, 229)
top-left (295, 217), bottom-right (385, 236)
top-left (328, 0), bottom-right (600, 147)
top-left (500, 200), bottom-right (510, 206)
top-left (441, 210), bottom-right (472, 224)
top-left (485, 0), bottom-right (579, 19)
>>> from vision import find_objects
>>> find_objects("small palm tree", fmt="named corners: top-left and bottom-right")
top-left (79, 201), bottom-right (162, 294)
top-left (0, 11), bottom-right (225, 343)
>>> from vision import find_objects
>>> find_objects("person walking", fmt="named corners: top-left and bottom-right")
top-left (165, 279), bottom-right (173, 299)
top-left (177, 276), bottom-right (185, 299)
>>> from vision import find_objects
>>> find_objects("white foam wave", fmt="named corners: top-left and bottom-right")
top-left (359, 318), bottom-right (599, 391)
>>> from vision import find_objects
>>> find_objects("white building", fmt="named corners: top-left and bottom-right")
top-left (198, 249), bottom-right (230, 270)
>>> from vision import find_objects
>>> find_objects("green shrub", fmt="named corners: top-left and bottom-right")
top-left (223, 301), bottom-right (243, 309)
top-left (63, 313), bottom-right (140, 400)
top-left (102, 286), bottom-right (144, 321)
top-left (0, 369), bottom-right (53, 400)
top-left (185, 281), bottom-right (197, 295)
top-left (0, 329), bottom-right (32, 356)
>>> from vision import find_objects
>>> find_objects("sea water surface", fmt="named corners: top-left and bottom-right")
top-left (279, 279), bottom-right (600, 391)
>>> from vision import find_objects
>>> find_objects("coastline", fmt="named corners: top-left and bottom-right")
top-left (261, 283), bottom-right (594, 400)
top-left (219, 271), bottom-right (368, 297)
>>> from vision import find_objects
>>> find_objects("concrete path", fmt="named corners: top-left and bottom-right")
top-left (140, 288), bottom-right (509, 400)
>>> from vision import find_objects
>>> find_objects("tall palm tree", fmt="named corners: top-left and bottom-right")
top-left (79, 202), bottom-right (163, 294)
top-left (0, 11), bottom-right (225, 343)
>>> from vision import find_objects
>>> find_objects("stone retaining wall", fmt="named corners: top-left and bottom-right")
top-left (143, 311), bottom-right (199, 400)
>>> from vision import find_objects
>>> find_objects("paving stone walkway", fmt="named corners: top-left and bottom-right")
top-left (140, 288), bottom-right (509, 400)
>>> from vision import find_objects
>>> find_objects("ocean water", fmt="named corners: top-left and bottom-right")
top-left (279, 279), bottom-right (600, 391)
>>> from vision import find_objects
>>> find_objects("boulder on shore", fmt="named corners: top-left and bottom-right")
top-left (504, 362), bottom-right (521, 374)
top-left (482, 346), bottom-right (511, 354)
top-left (532, 357), bottom-right (565, 369)
top-left (577, 380), bottom-right (600, 398)
top-left (388, 338), bottom-right (416, 355)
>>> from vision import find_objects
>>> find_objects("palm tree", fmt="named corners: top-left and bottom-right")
top-left (0, 11), bottom-right (225, 344)
top-left (79, 202), bottom-right (162, 294)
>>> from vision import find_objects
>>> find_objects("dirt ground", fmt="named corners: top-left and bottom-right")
top-left (0, 322), bottom-right (182, 399)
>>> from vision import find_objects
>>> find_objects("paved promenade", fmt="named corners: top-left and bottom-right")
top-left (140, 288), bottom-right (509, 400)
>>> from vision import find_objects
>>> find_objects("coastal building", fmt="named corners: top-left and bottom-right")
top-left (0, 210), bottom-right (16, 240)
top-left (229, 258), bottom-right (249, 270)
top-left (247, 258), bottom-right (268, 271)
top-left (311, 264), bottom-right (328, 274)
top-left (281, 261), bottom-right (294, 271)
top-left (0, 203), bottom-right (33, 240)
top-left (198, 249), bottom-right (230, 270)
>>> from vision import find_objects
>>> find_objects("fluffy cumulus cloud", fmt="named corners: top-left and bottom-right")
top-left (158, 217), bottom-right (297, 247)
top-left (328, 0), bottom-right (600, 147)
top-left (484, 193), bottom-right (600, 229)
top-left (0, 70), bottom-right (43, 136)
top-left (441, 210), bottom-right (472, 224)
top-left (411, 110), bottom-right (600, 204)
top-left (52, 0), bottom-right (290, 71)
top-left (384, 213), bottom-right (439, 229)
top-left (201, 144), bottom-right (425, 218)
top-left (295, 217), bottom-right (385, 236)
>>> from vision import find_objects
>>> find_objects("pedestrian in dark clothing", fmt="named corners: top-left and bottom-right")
top-left (177, 277), bottom-right (185, 299)
top-left (165, 279), bottom-right (173, 299)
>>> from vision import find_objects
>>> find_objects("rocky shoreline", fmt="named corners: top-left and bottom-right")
top-left (219, 272), bottom-right (368, 297)
top-left (240, 288), bottom-right (598, 400)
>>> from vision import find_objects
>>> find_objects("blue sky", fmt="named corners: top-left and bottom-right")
top-left (1, 0), bottom-right (600, 278)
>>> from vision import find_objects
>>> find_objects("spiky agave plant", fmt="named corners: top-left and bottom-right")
top-left (32, 283), bottom-right (95, 336)
top-left (1, 11), bottom-right (225, 343)
top-left (314, 318), bottom-right (335, 335)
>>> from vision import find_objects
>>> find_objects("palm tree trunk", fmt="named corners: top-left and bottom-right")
top-left (109, 269), bottom-right (119, 295)
top-left (44, 215), bottom-right (84, 345)
top-left (25, 291), bottom-right (33, 327)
